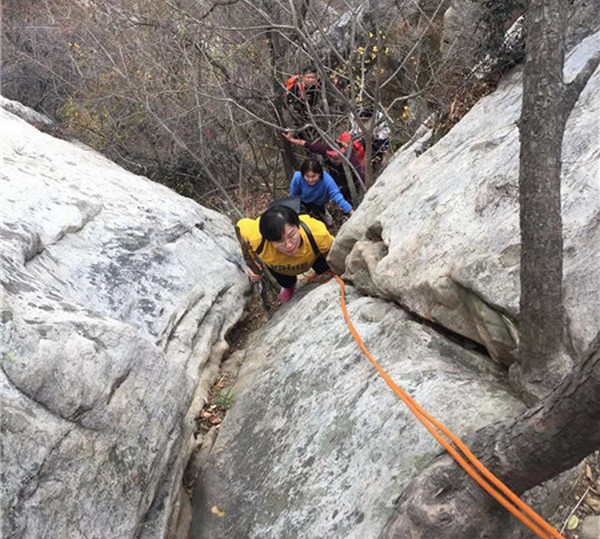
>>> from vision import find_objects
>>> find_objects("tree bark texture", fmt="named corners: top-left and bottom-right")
top-left (382, 333), bottom-right (600, 538)
top-left (518, 0), bottom-right (569, 396)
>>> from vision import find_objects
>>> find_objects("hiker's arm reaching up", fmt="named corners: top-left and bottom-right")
top-left (282, 130), bottom-right (336, 159)
top-left (282, 130), bottom-right (306, 147)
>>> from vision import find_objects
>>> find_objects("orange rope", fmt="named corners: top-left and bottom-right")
top-left (332, 275), bottom-right (564, 539)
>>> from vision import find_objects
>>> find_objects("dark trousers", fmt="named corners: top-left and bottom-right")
top-left (268, 255), bottom-right (329, 288)
top-left (301, 202), bottom-right (327, 222)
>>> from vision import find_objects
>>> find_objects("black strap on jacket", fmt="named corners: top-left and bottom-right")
top-left (256, 221), bottom-right (320, 257)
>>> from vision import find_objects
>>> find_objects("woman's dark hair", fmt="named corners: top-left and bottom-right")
top-left (259, 205), bottom-right (300, 241)
top-left (302, 65), bottom-right (318, 75)
top-left (300, 157), bottom-right (323, 178)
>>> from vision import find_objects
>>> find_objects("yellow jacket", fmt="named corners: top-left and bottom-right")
top-left (236, 215), bottom-right (333, 276)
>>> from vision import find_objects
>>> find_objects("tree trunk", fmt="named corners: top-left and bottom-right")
top-left (516, 0), bottom-right (570, 401)
top-left (382, 333), bottom-right (600, 538)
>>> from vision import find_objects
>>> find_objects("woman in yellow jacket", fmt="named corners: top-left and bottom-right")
top-left (236, 205), bottom-right (333, 303)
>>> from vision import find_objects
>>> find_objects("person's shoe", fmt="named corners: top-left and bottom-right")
top-left (279, 286), bottom-right (296, 303)
top-left (322, 209), bottom-right (333, 226)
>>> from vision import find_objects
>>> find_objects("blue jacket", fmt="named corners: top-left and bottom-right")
top-left (289, 170), bottom-right (353, 214)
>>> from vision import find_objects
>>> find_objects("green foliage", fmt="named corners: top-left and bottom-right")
top-left (213, 388), bottom-right (235, 411)
top-left (332, 29), bottom-right (392, 106)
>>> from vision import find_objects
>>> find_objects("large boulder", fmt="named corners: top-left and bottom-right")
top-left (191, 282), bottom-right (526, 538)
top-left (328, 31), bottom-right (600, 366)
top-left (190, 27), bottom-right (600, 539)
top-left (0, 100), bottom-right (250, 538)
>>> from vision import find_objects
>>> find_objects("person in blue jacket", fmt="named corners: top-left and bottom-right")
top-left (290, 158), bottom-right (354, 226)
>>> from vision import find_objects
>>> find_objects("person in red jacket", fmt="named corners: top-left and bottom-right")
top-left (282, 130), bottom-right (365, 201)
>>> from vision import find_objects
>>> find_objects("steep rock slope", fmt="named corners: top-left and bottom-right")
top-left (1, 99), bottom-right (250, 538)
top-left (192, 283), bottom-right (525, 538)
top-left (191, 31), bottom-right (599, 539)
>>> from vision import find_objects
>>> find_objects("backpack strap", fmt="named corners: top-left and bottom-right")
top-left (256, 236), bottom-right (266, 256)
top-left (255, 220), bottom-right (320, 257)
top-left (300, 221), bottom-right (320, 256)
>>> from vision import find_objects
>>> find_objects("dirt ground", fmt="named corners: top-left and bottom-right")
top-left (549, 450), bottom-right (600, 538)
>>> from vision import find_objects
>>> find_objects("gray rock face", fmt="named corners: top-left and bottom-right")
top-left (1, 104), bottom-right (250, 538)
top-left (192, 282), bottom-right (525, 538)
top-left (441, 1), bottom-right (599, 59)
top-left (580, 515), bottom-right (600, 539)
top-left (328, 31), bottom-right (600, 365)
top-left (566, 2), bottom-right (600, 48)
top-left (0, 95), bottom-right (53, 125)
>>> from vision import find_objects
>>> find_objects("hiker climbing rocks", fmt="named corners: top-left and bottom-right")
top-left (284, 66), bottom-right (321, 117)
top-left (282, 66), bottom-right (321, 141)
top-left (336, 131), bottom-right (366, 168)
top-left (236, 205), bottom-right (333, 303)
top-left (290, 158), bottom-right (353, 226)
top-left (282, 130), bottom-right (365, 201)
top-left (350, 107), bottom-right (391, 173)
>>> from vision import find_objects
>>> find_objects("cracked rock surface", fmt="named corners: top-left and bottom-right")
top-left (192, 283), bottom-right (525, 538)
top-left (0, 98), bottom-right (249, 539)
